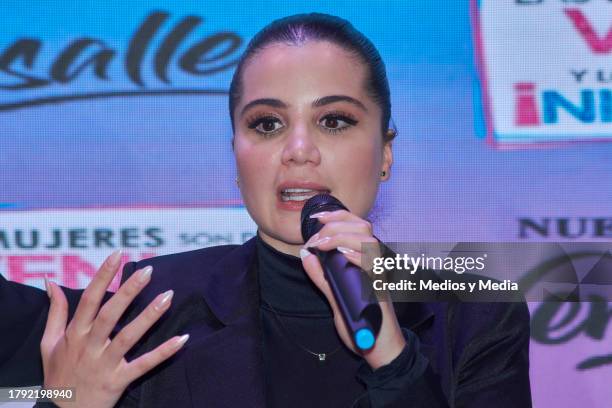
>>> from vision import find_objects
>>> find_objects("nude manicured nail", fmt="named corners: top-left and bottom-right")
top-left (305, 232), bottom-right (320, 245)
top-left (44, 276), bottom-right (52, 299)
top-left (175, 334), bottom-right (190, 348)
top-left (337, 246), bottom-right (356, 255)
top-left (155, 290), bottom-right (174, 311)
top-left (309, 212), bottom-right (329, 219)
top-left (137, 266), bottom-right (153, 283)
top-left (299, 248), bottom-right (312, 260)
top-left (110, 249), bottom-right (123, 264)
top-left (306, 236), bottom-right (330, 248)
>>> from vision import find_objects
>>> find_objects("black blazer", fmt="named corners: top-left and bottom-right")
top-left (0, 237), bottom-right (532, 407)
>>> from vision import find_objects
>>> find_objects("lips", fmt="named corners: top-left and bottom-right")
top-left (276, 181), bottom-right (330, 210)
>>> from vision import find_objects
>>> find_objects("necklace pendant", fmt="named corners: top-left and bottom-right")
top-left (318, 353), bottom-right (326, 363)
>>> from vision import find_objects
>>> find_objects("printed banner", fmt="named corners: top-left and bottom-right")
top-left (474, 0), bottom-right (612, 146)
top-left (0, 208), bottom-right (256, 290)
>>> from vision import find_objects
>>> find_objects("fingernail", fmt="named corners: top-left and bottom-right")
top-left (175, 334), bottom-right (190, 348)
top-left (309, 212), bottom-right (329, 219)
top-left (155, 290), bottom-right (174, 311)
top-left (137, 266), bottom-right (153, 283)
top-left (299, 248), bottom-right (312, 260)
top-left (305, 232), bottom-right (320, 245)
top-left (337, 246), bottom-right (356, 255)
top-left (110, 249), bottom-right (123, 264)
top-left (306, 236), bottom-right (330, 248)
top-left (44, 275), bottom-right (52, 300)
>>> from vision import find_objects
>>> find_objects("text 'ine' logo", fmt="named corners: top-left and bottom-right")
top-left (514, 83), bottom-right (612, 126)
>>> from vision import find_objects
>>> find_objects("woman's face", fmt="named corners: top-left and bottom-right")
top-left (233, 41), bottom-right (392, 255)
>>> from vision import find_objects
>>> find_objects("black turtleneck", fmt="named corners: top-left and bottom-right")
top-left (256, 235), bottom-right (429, 408)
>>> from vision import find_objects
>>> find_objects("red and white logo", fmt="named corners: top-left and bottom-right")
top-left (473, 1), bottom-right (612, 147)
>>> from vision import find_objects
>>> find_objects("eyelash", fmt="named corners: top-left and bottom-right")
top-left (246, 111), bottom-right (359, 137)
top-left (321, 111), bottom-right (359, 134)
top-left (247, 114), bottom-right (284, 137)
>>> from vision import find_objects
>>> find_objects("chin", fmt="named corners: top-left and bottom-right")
top-left (280, 229), bottom-right (304, 245)
top-left (267, 224), bottom-right (304, 246)
top-left (254, 208), bottom-right (307, 246)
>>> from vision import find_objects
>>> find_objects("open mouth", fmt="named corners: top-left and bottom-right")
top-left (280, 188), bottom-right (330, 202)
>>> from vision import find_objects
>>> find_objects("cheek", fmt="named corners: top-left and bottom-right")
top-left (235, 137), bottom-right (265, 175)
top-left (237, 156), bottom-right (265, 192)
top-left (334, 143), bottom-right (382, 180)
top-left (234, 143), bottom-right (276, 204)
top-left (236, 151), bottom-right (261, 175)
top-left (330, 142), bottom-right (382, 216)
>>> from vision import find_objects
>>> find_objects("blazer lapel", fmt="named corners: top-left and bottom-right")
top-left (182, 238), bottom-right (267, 408)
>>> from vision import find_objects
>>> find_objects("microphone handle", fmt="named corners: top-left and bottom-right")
top-left (311, 248), bottom-right (382, 350)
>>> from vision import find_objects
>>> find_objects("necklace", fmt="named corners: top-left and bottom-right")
top-left (261, 299), bottom-right (343, 364)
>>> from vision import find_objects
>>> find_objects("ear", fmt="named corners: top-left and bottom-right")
top-left (381, 141), bottom-right (393, 181)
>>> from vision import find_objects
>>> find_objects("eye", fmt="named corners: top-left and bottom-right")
top-left (318, 113), bottom-right (358, 134)
top-left (248, 116), bottom-right (284, 136)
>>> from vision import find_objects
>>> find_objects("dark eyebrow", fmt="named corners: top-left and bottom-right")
top-left (312, 95), bottom-right (368, 112)
top-left (241, 98), bottom-right (288, 116)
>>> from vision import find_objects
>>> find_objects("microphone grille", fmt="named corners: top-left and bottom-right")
top-left (300, 193), bottom-right (348, 241)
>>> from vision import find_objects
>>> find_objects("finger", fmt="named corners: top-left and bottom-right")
top-left (88, 266), bottom-right (153, 349)
top-left (309, 239), bottom-right (384, 277)
top-left (105, 290), bottom-right (174, 361)
top-left (336, 248), bottom-right (363, 269)
top-left (122, 334), bottom-right (189, 384)
top-left (304, 231), bottom-right (383, 294)
top-left (70, 250), bottom-right (123, 332)
top-left (309, 209), bottom-right (372, 229)
top-left (309, 220), bottom-right (373, 241)
top-left (335, 246), bottom-right (383, 281)
top-left (304, 231), bottom-right (363, 268)
top-left (306, 232), bottom-right (378, 255)
top-left (40, 281), bottom-right (69, 360)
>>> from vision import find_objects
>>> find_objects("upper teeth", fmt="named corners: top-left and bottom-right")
top-left (282, 188), bottom-right (316, 193)
top-left (280, 188), bottom-right (324, 202)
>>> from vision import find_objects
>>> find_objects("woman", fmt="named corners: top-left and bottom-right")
top-left (0, 13), bottom-right (531, 407)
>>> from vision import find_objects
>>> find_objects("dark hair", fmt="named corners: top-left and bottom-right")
top-left (229, 13), bottom-right (395, 143)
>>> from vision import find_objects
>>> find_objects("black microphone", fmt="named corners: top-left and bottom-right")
top-left (301, 194), bottom-right (382, 350)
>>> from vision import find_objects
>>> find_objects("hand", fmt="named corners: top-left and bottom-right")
top-left (41, 251), bottom-right (189, 407)
top-left (299, 210), bottom-right (406, 370)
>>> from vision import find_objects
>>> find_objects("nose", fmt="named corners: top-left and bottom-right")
top-left (281, 123), bottom-right (321, 166)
